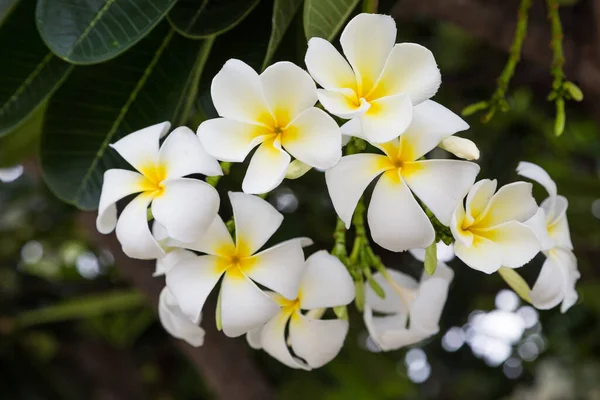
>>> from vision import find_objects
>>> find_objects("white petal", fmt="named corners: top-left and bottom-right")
top-left (110, 122), bottom-right (170, 171)
top-left (450, 201), bottom-right (473, 247)
top-left (305, 37), bottom-right (357, 91)
top-left (179, 215), bottom-right (235, 256)
top-left (242, 139), bottom-right (291, 194)
top-left (151, 178), bottom-right (220, 243)
top-left (453, 235), bottom-right (502, 274)
top-left (367, 43), bottom-right (440, 104)
top-left (197, 118), bottom-right (271, 162)
top-left (220, 270), bottom-right (280, 337)
top-left (116, 193), bottom-right (164, 259)
top-left (261, 62), bottom-right (317, 125)
top-left (363, 306), bottom-right (412, 351)
top-left (299, 250), bottom-right (355, 309)
top-left (159, 288), bottom-right (205, 347)
top-left (360, 93), bottom-right (413, 144)
top-left (524, 208), bottom-right (554, 252)
top-left (325, 154), bottom-right (389, 227)
top-left (439, 136), bottom-right (480, 160)
top-left (158, 126), bottom-right (222, 178)
top-left (229, 192), bottom-right (283, 255)
top-left (316, 89), bottom-right (370, 119)
top-left (465, 179), bottom-right (497, 225)
top-left (365, 268), bottom-right (418, 314)
top-left (97, 169), bottom-right (145, 234)
top-left (260, 310), bottom-right (310, 369)
top-left (530, 255), bottom-right (565, 310)
top-left (410, 263), bottom-right (453, 334)
top-left (281, 108), bottom-right (342, 169)
top-left (340, 13), bottom-right (396, 96)
top-left (245, 238), bottom-right (309, 300)
top-left (340, 118), bottom-right (367, 140)
top-left (289, 313), bottom-right (349, 368)
top-left (246, 326), bottom-right (263, 350)
top-left (154, 249), bottom-right (196, 277)
top-left (166, 255), bottom-right (223, 323)
top-left (476, 182), bottom-right (538, 227)
top-left (398, 101), bottom-right (469, 160)
top-left (482, 221), bottom-right (540, 268)
top-left (379, 327), bottom-right (430, 351)
top-left (409, 242), bottom-right (455, 263)
top-left (210, 59), bottom-right (272, 125)
top-left (285, 160), bottom-right (313, 179)
top-left (367, 170), bottom-right (435, 252)
top-left (544, 196), bottom-right (573, 249)
top-left (516, 161), bottom-right (557, 199)
top-left (402, 160), bottom-right (480, 225)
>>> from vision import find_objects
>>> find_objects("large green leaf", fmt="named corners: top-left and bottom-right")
top-left (40, 23), bottom-right (215, 210)
top-left (168, 0), bottom-right (261, 39)
top-left (262, 0), bottom-right (303, 70)
top-left (303, 0), bottom-right (359, 41)
top-left (35, 0), bottom-right (177, 65)
top-left (0, 0), bottom-right (72, 136)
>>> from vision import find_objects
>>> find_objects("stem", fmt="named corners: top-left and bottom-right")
top-left (498, 267), bottom-right (532, 303)
top-left (331, 217), bottom-right (348, 259)
top-left (206, 161), bottom-right (231, 187)
top-left (546, 0), bottom-right (565, 90)
top-left (362, 0), bottom-right (378, 13)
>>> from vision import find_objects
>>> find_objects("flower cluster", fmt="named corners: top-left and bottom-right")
top-left (96, 13), bottom-right (578, 368)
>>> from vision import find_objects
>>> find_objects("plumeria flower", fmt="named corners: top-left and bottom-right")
top-left (450, 179), bottom-right (540, 274)
top-left (326, 101), bottom-right (480, 251)
top-left (197, 60), bottom-right (341, 195)
top-left (166, 192), bottom-right (313, 337)
top-left (517, 162), bottom-right (579, 312)
top-left (159, 287), bottom-right (205, 347)
top-left (409, 241), bottom-right (455, 263)
top-left (96, 123), bottom-right (222, 259)
top-left (246, 251), bottom-right (355, 369)
top-left (364, 263), bottom-right (454, 351)
top-left (152, 222), bottom-right (195, 277)
top-left (305, 13), bottom-right (441, 143)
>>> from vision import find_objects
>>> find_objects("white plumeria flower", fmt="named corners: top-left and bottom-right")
top-left (152, 222), bottom-right (195, 277)
top-left (246, 251), bottom-right (355, 369)
top-left (409, 241), bottom-right (455, 263)
top-left (197, 60), bottom-right (341, 195)
top-left (305, 13), bottom-right (441, 143)
top-left (166, 192), bottom-right (313, 337)
top-left (96, 122), bottom-right (222, 259)
top-left (364, 263), bottom-right (454, 351)
top-left (159, 287), bottom-right (205, 347)
top-left (326, 101), bottom-right (480, 252)
top-left (450, 179), bottom-right (540, 274)
top-left (517, 162), bottom-right (579, 312)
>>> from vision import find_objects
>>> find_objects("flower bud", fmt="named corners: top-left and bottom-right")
top-left (439, 136), bottom-right (480, 160)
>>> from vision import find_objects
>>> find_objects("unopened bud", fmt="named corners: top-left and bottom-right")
top-left (285, 160), bottom-right (312, 179)
top-left (439, 136), bottom-right (480, 160)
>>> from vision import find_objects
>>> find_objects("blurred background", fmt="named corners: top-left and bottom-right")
top-left (1, 0), bottom-right (600, 399)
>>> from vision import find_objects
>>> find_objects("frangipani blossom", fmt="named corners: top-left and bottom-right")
top-left (198, 60), bottom-right (341, 195)
top-left (96, 123), bottom-right (222, 259)
top-left (517, 162), bottom-right (579, 312)
top-left (152, 222), bottom-right (195, 277)
top-left (326, 101), bottom-right (480, 251)
top-left (364, 263), bottom-right (454, 351)
top-left (305, 13), bottom-right (441, 143)
top-left (246, 251), bottom-right (355, 369)
top-left (166, 192), bottom-right (313, 337)
top-left (159, 287), bottom-right (205, 347)
top-left (450, 179), bottom-right (540, 274)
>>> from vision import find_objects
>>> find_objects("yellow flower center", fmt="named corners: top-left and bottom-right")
top-left (214, 239), bottom-right (257, 279)
top-left (139, 163), bottom-right (167, 197)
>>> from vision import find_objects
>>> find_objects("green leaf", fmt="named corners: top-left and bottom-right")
top-left (36, 0), bottom-right (178, 64)
top-left (303, 0), bottom-right (360, 41)
top-left (0, 0), bottom-right (72, 136)
top-left (498, 267), bottom-right (532, 303)
top-left (554, 98), bottom-right (565, 136)
top-left (424, 241), bottom-right (437, 275)
top-left (354, 279), bottom-right (365, 312)
top-left (40, 24), bottom-right (215, 210)
top-left (262, 0), bottom-right (303, 70)
top-left (168, 0), bottom-right (261, 39)
top-left (0, 103), bottom-right (45, 168)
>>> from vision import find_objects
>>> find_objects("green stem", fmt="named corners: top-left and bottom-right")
top-left (362, 0), bottom-right (378, 13)
top-left (498, 267), bottom-right (532, 303)
top-left (546, 0), bottom-right (569, 136)
top-left (331, 217), bottom-right (348, 259)
top-left (206, 161), bottom-right (231, 187)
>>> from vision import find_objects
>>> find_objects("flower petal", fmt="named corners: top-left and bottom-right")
top-left (409, 242), bottom-right (455, 263)
top-left (116, 193), bottom-right (164, 259)
top-left (154, 249), bottom-right (196, 277)
top-left (289, 313), bottom-right (349, 368)
top-left (305, 37), bottom-right (356, 91)
top-left (316, 89), bottom-right (370, 119)
top-left (178, 215), bottom-right (235, 256)
top-left (439, 136), bottom-right (480, 160)
top-left (479, 221), bottom-right (540, 269)
top-left (229, 192), bottom-right (283, 255)
top-left (409, 263), bottom-right (453, 335)
top-left (97, 169), bottom-right (145, 234)
top-left (398, 101), bottom-right (469, 160)
top-left (365, 268), bottom-right (418, 314)
top-left (475, 182), bottom-right (538, 227)
top-left (261, 62), bottom-right (317, 125)
top-left (530, 254), bottom-right (565, 311)
top-left (450, 201), bottom-right (473, 247)
top-left (245, 238), bottom-right (310, 300)
top-left (242, 139), bottom-right (291, 194)
top-left (246, 326), bottom-right (263, 349)
top-left (360, 93), bottom-right (412, 144)
top-left (260, 310), bottom-right (310, 369)
top-left (367, 170), bottom-right (435, 251)
top-left (516, 161), bottom-right (557, 199)
top-left (159, 287), bottom-right (205, 347)
top-left (211, 59), bottom-right (272, 125)
top-left (363, 306), bottom-right (412, 351)
top-left (340, 13), bottom-right (396, 96)
top-left (453, 235), bottom-right (502, 274)
top-left (379, 327), bottom-right (430, 351)
top-left (524, 208), bottom-right (554, 252)
top-left (340, 117), bottom-right (367, 140)
top-left (402, 159), bottom-right (480, 225)
top-left (110, 122), bottom-right (170, 171)
top-left (325, 154), bottom-right (389, 228)
top-left (220, 270), bottom-right (280, 337)
top-left (281, 108), bottom-right (341, 169)
top-left (166, 255), bottom-right (223, 323)
top-left (367, 43), bottom-right (440, 103)
top-left (151, 178), bottom-right (220, 243)
top-left (197, 118), bottom-right (271, 162)
top-left (299, 250), bottom-right (355, 309)
top-left (158, 126), bottom-right (222, 178)
top-left (544, 196), bottom-right (573, 249)
top-left (465, 179), bottom-right (497, 225)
